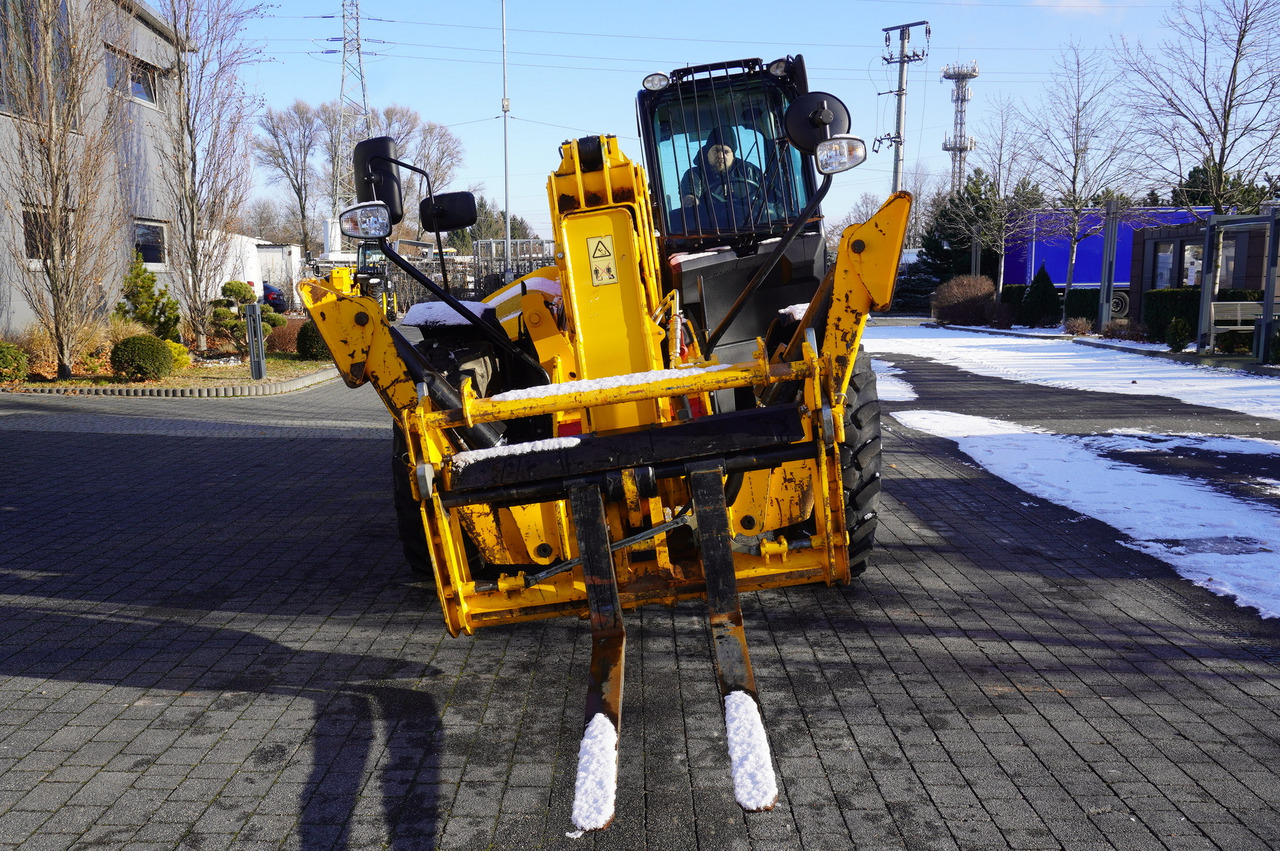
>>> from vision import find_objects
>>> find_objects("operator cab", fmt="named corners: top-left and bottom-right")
top-left (637, 57), bottom-right (820, 253)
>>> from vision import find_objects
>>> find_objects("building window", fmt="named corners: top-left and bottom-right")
top-left (135, 220), bottom-right (166, 265)
top-left (1153, 242), bottom-right (1173, 289)
top-left (1, 0), bottom-right (72, 117)
top-left (22, 208), bottom-right (73, 261)
top-left (1181, 243), bottom-right (1204, 288)
top-left (23, 210), bottom-right (50, 260)
top-left (106, 50), bottom-right (158, 106)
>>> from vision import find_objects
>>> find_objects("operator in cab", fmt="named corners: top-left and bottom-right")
top-left (678, 127), bottom-right (768, 228)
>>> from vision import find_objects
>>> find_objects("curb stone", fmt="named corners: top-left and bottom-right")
top-left (2, 366), bottom-right (340, 397)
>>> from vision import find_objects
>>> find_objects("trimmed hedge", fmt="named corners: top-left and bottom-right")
top-left (1064, 288), bottom-right (1099, 321)
top-left (110, 334), bottom-right (175, 381)
top-left (1142, 288), bottom-right (1200, 343)
top-left (1216, 289), bottom-right (1264, 302)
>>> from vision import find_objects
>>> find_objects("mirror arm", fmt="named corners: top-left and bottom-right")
top-left (367, 154), bottom-right (453, 293)
top-left (376, 237), bottom-right (549, 386)
top-left (705, 172), bottom-right (834, 353)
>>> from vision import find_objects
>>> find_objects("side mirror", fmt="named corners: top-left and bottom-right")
top-left (353, 136), bottom-right (404, 225)
top-left (420, 191), bottom-right (477, 233)
top-left (783, 92), bottom-right (851, 156)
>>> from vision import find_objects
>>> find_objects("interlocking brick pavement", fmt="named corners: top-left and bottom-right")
top-left (0, 362), bottom-right (1278, 849)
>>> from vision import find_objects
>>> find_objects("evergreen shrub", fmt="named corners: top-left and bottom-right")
top-left (165, 340), bottom-right (192, 369)
top-left (0, 342), bottom-right (29, 383)
top-left (1216, 289), bottom-right (1264, 302)
top-left (296, 320), bottom-right (330, 361)
top-left (1166, 317), bottom-right (1192, 353)
top-left (1021, 265), bottom-right (1061, 327)
top-left (110, 335), bottom-right (175, 381)
top-left (114, 253), bottom-right (181, 341)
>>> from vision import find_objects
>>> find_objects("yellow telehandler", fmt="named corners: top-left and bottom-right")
top-left (298, 55), bottom-right (909, 831)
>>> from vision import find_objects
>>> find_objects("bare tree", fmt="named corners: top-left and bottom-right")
top-left (900, 164), bottom-right (945, 250)
top-left (1117, 0), bottom-right (1280, 217)
top-left (237, 196), bottom-right (303, 246)
top-left (1021, 43), bottom-right (1140, 296)
top-left (960, 95), bottom-right (1043, 293)
top-left (255, 100), bottom-right (319, 254)
top-left (825, 193), bottom-right (885, 250)
top-left (154, 0), bottom-right (262, 349)
top-left (315, 102), bottom-right (466, 241)
top-left (0, 0), bottom-right (130, 377)
top-left (316, 99), bottom-right (346, 220)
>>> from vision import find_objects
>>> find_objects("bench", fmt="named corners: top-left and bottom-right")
top-left (1208, 301), bottom-right (1264, 352)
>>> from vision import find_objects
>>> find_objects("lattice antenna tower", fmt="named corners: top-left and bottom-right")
top-left (941, 63), bottom-right (979, 194)
top-left (333, 0), bottom-right (371, 216)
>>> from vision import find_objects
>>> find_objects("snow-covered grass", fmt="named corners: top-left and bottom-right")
top-left (868, 325), bottom-right (1280, 619)
top-left (863, 325), bottom-right (1280, 421)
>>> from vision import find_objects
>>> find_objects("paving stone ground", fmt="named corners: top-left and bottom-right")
top-left (0, 357), bottom-right (1278, 850)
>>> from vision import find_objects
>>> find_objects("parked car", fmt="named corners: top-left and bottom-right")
top-left (261, 283), bottom-right (289, 312)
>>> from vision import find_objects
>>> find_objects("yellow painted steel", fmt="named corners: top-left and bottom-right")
top-left (824, 192), bottom-right (912, 398)
top-left (548, 136), bottom-right (668, 433)
top-left (296, 136), bottom-right (913, 637)
top-left (297, 280), bottom-right (421, 420)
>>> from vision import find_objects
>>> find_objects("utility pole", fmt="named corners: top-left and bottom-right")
top-left (874, 21), bottom-right (929, 194)
top-left (501, 0), bottom-right (512, 283)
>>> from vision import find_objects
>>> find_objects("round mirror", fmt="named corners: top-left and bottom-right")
top-left (783, 92), bottom-right (851, 155)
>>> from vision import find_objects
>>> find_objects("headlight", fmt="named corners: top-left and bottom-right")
top-left (815, 135), bottom-right (867, 175)
top-left (642, 72), bottom-right (670, 91)
top-left (339, 202), bottom-right (392, 239)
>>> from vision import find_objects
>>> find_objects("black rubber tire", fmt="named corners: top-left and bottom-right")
top-left (840, 347), bottom-right (882, 577)
top-left (392, 427), bottom-right (433, 578)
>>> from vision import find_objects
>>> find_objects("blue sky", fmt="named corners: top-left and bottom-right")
top-left (241, 0), bottom-right (1161, 237)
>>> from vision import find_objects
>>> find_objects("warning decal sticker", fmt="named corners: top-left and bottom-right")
top-left (586, 235), bottom-right (618, 286)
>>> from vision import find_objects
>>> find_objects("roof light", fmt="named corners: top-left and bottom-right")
top-left (767, 58), bottom-right (789, 77)
top-left (642, 72), bottom-right (670, 91)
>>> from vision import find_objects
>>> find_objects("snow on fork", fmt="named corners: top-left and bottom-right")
top-left (568, 713), bottom-right (619, 835)
top-left (724, 690), bottom-right (778, 811)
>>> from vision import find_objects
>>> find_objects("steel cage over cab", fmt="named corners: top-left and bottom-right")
top-left (637, 56), bottom-right (820, 248)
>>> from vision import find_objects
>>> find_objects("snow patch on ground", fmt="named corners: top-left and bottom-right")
top-left (893, 410), bottom-right (1280, 618)
top-left (569, 714), bottom-right (618, 833)
top-left (872, 359), bottom-right (917, 402)
top-left (723, 691), bottom-right (778, 811)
